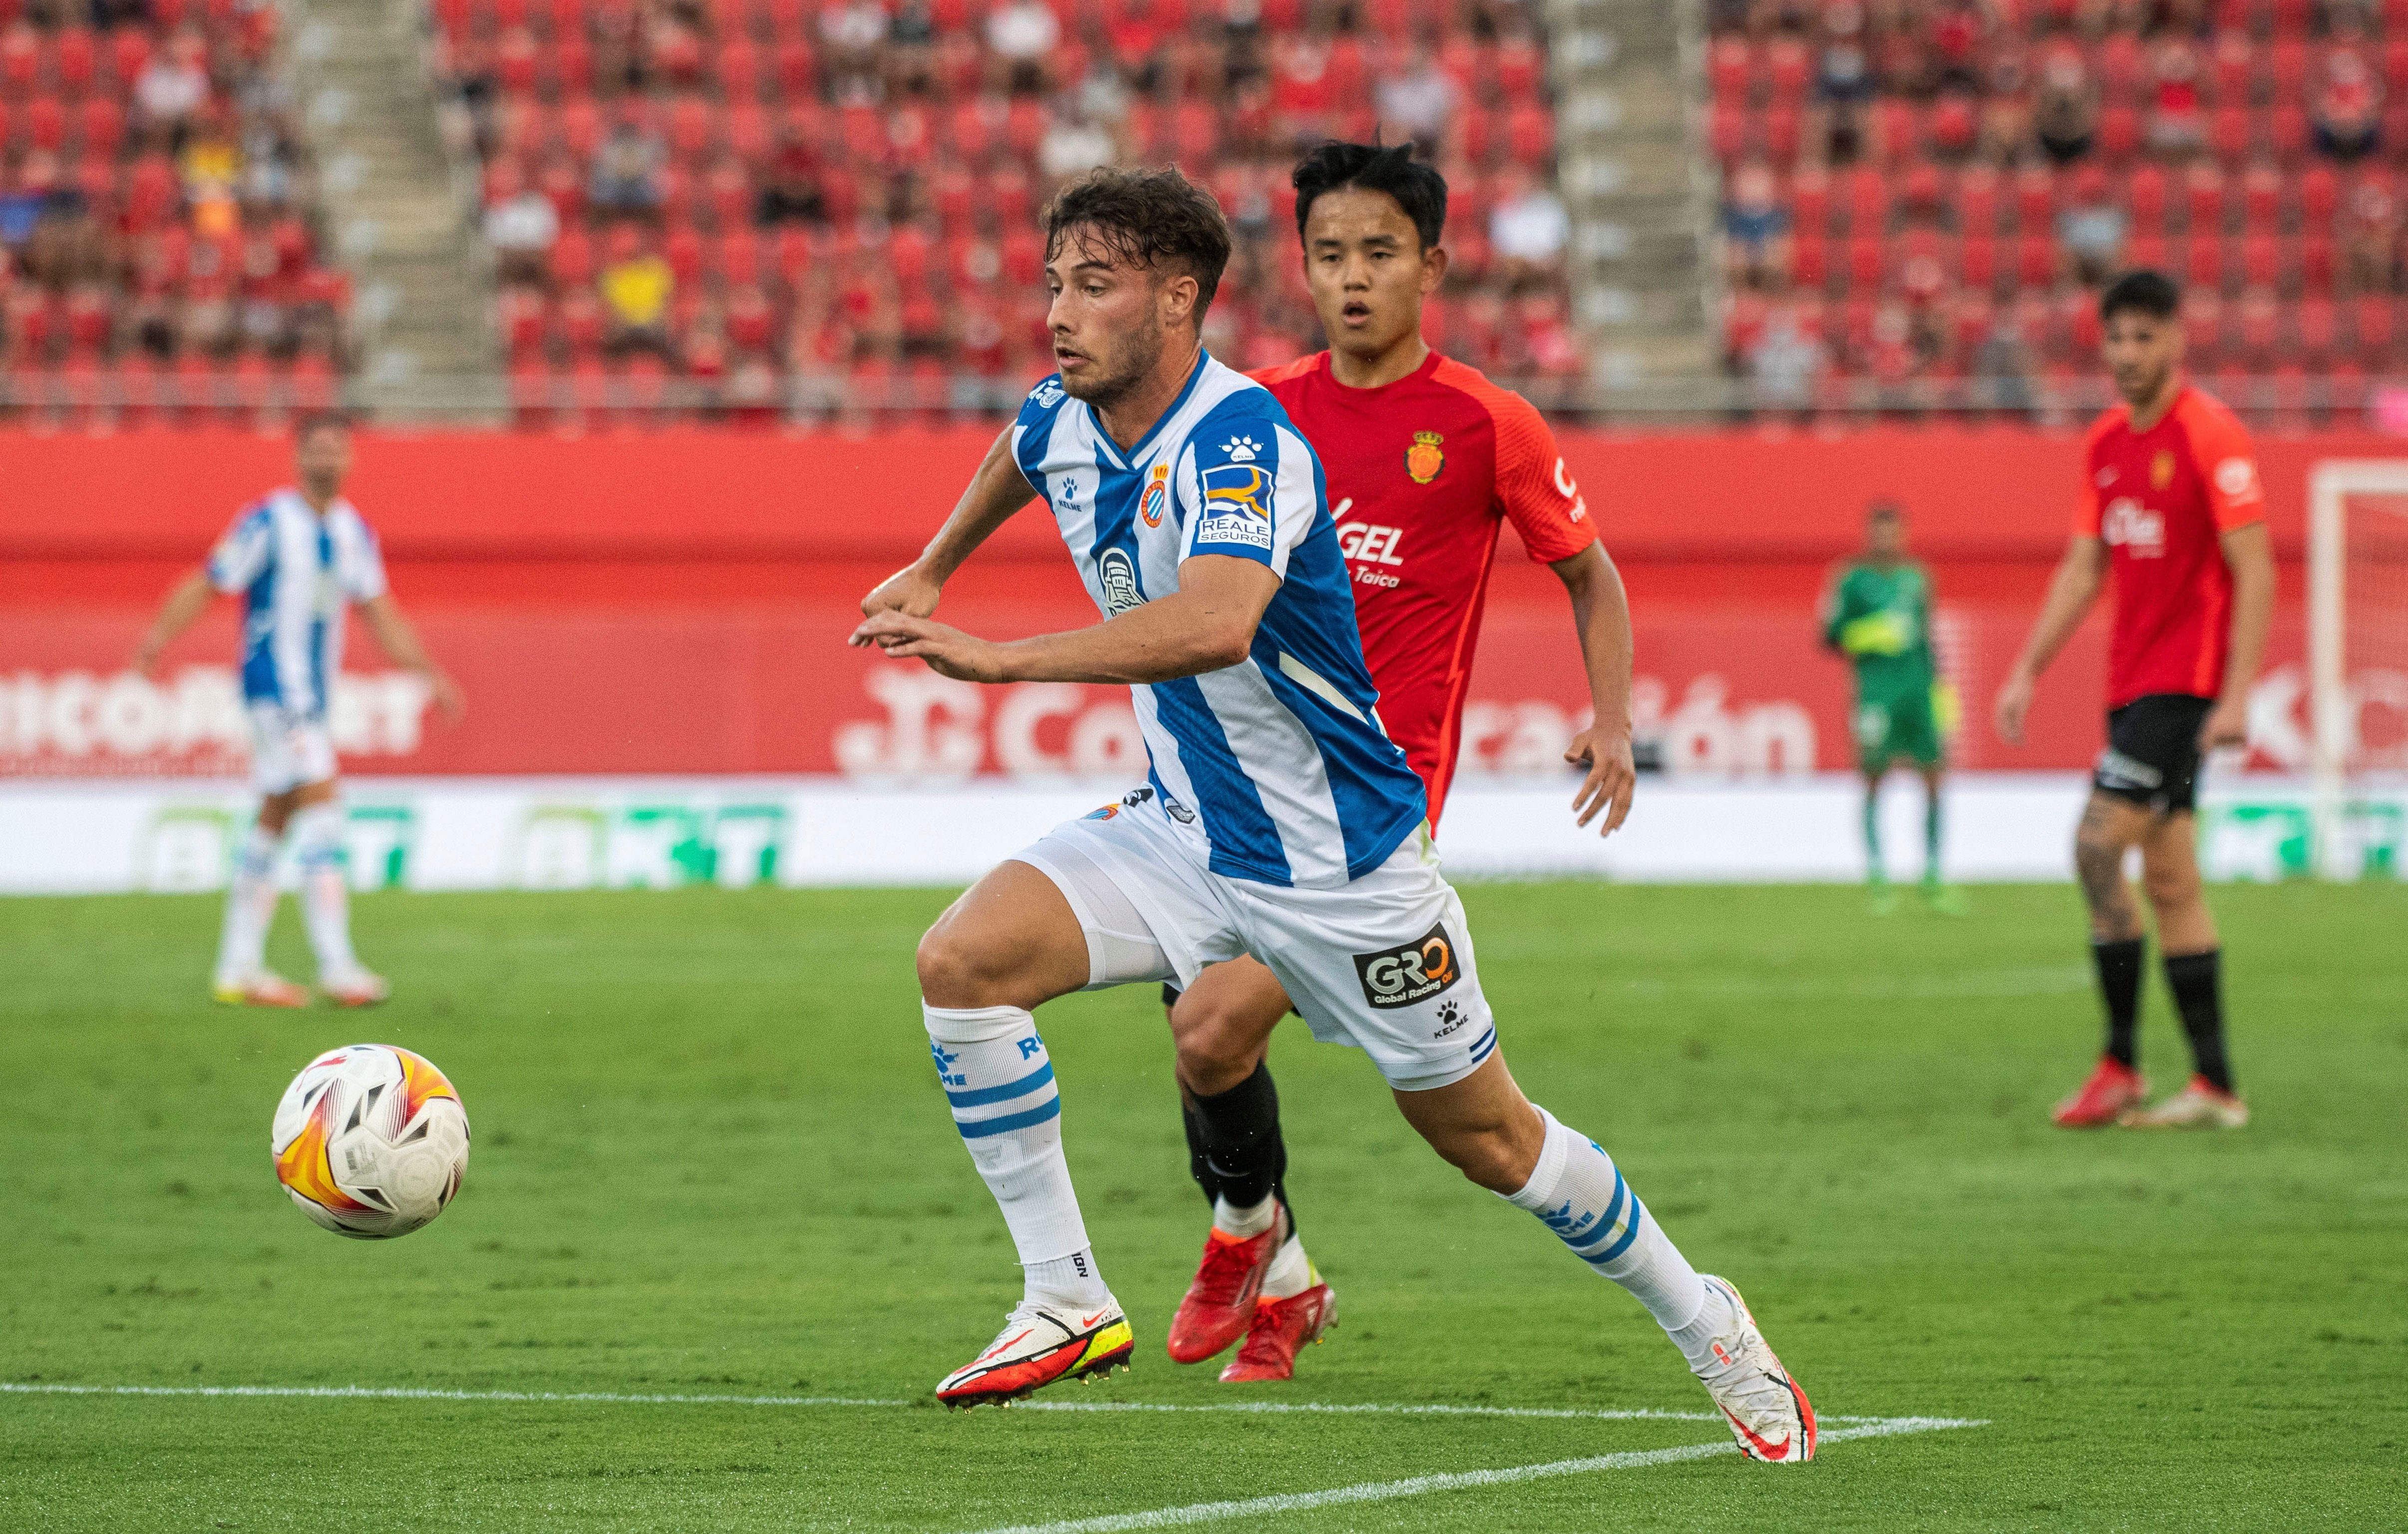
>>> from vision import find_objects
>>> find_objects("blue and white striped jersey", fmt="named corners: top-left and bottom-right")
top-left (205, 488), bottom-right (388, 715)
top-left (1011, 351), bottom-right (1427, 889)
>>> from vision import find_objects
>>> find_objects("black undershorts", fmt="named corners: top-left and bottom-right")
top-left (2092, 694), bottom-right (2215, 814)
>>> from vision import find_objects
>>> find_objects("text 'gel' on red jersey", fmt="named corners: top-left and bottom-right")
top-left (1250, 350), bottom-right (1599, 820)
top-left (2076, 384), bottom-right (2266, 708)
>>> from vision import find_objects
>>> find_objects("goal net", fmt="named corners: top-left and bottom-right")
top-left (2307, 462), bottom-right (2408, 877)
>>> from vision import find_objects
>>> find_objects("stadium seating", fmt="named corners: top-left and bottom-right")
top-left (1709, 0), bottom-right (2408, 400)
top-left (431, 0), bottom-right (1580, 416)
top-left (0, 0), bottom-right (350, 422)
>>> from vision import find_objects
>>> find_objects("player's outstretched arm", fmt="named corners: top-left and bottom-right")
top-left (2200, 520), bottom-right (2274, 751)
top-left (1995, 536), bottom-right (2105, 746)
top-left (853, 555), bottom-right (1278, 685)
top-left (132, 569), bottom-right (218, 680)
top-left (1552, 543), bottom-right (1636, 837)
top-left (359, 594), bottom-right (466, 723)
top-left (857, 426), bottom-right (1037, 624)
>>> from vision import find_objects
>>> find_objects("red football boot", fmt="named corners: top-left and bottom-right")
top-left (1165, 1204), bottom-right (1288, 1364)
top-left (1218, 1282), bottom-right (1336, 1383)
top-left (2053, 1056), bottom-right (2147, 1128)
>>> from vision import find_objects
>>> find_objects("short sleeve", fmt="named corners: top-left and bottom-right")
top-left (1489, 392), bottom-right (1598, 564)
top-left (205, 506), bottom-right (272, 592)
top-left (342, 520), bottom-right (388, 602)
top-left (1178, 410), bottom-right (1316, 579)
top-left (1010, 373), bottom-right (1069, 483)
top-left (2072, 441), bottom-right (2104, 537)
top-left (2178, 397), bottom-right (2267, 531)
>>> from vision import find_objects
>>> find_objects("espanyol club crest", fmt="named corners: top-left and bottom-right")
top-left (1138, 462), bottom-right (1170, 527)
top-left (1406, 430), bottom-right (1445, 484)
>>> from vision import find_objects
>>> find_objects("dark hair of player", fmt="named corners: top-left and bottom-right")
top-left (1040, 166), bottom-right (1234, 322)
top-left (295, 410), bottom-right (352, 441)
top-left (1291, 141), bottom-right (1448, 254)
top-left (2099, 270), bottom-right (2180, 324)
top-left (1868, 500), bottom-right (1903, 523)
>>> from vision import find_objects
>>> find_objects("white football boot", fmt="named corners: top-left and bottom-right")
top-left (1692, 1275), bottom-right (1817, 1463)
top-left (320, 968), bottom-right (392, 1008)
top-left (935, 1297), bottom-right (1134, 1409)
top-left (2120, 1075), bottom-right (2248, 1129)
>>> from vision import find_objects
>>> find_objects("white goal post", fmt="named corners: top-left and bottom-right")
top-left (2306, 460), bottom-right (2408, 878)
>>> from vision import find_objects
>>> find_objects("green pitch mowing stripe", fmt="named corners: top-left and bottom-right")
top-left (0, 1379), bottom-right (1914, 1426)
top-left (963, 1418), bottom-right (1988, 1534)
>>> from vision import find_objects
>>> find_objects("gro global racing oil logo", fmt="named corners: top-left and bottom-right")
top-left (1352, 922), bottom-right (1463, 1009)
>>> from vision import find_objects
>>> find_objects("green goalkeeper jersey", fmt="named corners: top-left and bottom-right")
top-left (1822, 559), bottom-right (1936, 702)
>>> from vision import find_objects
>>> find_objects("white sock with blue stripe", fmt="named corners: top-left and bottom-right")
top-left (924, 1003), bottom-right (1108, 1309)
top-left (290, 802), bottom-right (358, 979)
top-left (214, 824), bottom-right (281, 984)
top-left (1505, 1108), bottom-right (1713, 1363)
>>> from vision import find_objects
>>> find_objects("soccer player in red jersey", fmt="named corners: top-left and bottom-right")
top-left (1995, 271), bottom-right (2275, 1132)
top-left (1162, 143), bottom-right (1651, 1382)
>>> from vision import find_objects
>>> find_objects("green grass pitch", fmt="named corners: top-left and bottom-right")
top-left (2, 881), bottom-right (2404, 1532)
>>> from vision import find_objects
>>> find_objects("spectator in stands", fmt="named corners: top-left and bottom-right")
top-left (2032, 39), bottom-right (2096, 164)
top-left (599, 230), bottom-right (675, 358)
top-left (0, 166), bottom-right (48, 256)
top-left (986, 0), bottom-right (1060, 91)
top-left (137, 30), bottom-right (212, 138)
top-left (2314, 48), bottom-right (2382, 163)
top-left (1490, 166), bottom-right (1570, 286)
top-left (1377, 44), bottom-right (1457, 146)
top-left (1980, 52), bottom-right (2033, 162)
top-left (1816, 2), bottom-right (1874, 161)
top-left (1039, 106), bottom-right (1115, 183)
top-left (1747, 306), bottom-right (1828, 410)
top-left (755, 129), bottom-right (827, 225)
top-left (2146, 39), bottom-right (2205, 157)
top-left (590, 119), bottom-right (667, 215)
top-left (2058, 167), bottom-right (2127, 285)
top-left (485, 187), bottom-right (561, 285)
top-left (1722, 159), bottom-right (1792, 289)
top-left (2342, 180), bottom-right (2399, 292)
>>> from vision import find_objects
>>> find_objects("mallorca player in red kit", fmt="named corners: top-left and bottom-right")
top-left (1995, 271), bottom-right (2275, 1133)
top-left (1160, 143), bottom-right (1648, 1381)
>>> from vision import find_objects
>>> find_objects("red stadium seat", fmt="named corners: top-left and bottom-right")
top-left (1788, 165), bottom-right (1832, 235)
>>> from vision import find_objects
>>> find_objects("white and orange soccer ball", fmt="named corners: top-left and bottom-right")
top-left (271, 1044), bottom-right (470, 1238)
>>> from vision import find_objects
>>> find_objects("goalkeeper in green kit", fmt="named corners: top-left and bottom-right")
top-left (1821, 502), bottom-right (1962, 913)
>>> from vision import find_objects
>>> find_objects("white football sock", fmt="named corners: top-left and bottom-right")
top-left (924, 1003), bottom-right (1100, 1303)
top-left (1213, 1192), bottom-right (1279, 1239)
top-left (214, 824), bottom-right (282, 982)
top-left (1505, 1108), bottom-right (1712, 1361)
top-left (1260, 1235), bottom-right (1317, 1300)
top-left (289, 802), bottom-right (358, 978)
top-left (1023, 1248), bottom-right (1110, 1310)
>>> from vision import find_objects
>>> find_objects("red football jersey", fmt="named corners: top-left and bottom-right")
top-left (1251, 350), bottom-right (1599, 822)
top-left (2075, 384), bottom-right (2265, 708)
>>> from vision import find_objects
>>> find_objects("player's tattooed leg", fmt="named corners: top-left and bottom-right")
top-left (2072, 794), bottom-right (2144, 942)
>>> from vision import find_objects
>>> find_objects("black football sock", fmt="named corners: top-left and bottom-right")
top-left (2092, 937), bottom-right (2145, 1068)
top-left (2163, 949), bottom-right (2235, 1094)
top-left (1186, 1060), bottom-right (1293, 1235)
top-left (1179, 1090), bottom-right (1222, 1210)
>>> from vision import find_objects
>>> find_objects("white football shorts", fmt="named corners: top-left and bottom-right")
top-left (1011, 789), bottom-right (1499, 1091)
top-left (246, 703), bottom-right (338, 794)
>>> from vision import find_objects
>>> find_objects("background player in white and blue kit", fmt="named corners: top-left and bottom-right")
top-left (852, 168), bottom-right (1814, 1460)
top-left (135, 415), bottom-right (463, 1008)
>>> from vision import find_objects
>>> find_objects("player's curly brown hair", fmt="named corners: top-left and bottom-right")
top-left (1040, 166), bottom-right (1233, 324)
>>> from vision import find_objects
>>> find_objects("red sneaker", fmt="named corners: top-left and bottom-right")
top-left (2053, 1056), bottom-right (2147, 1128)
top-left (1218, 1282), bottom-right (1336, 1383)
top-left (1165, 1204), bottom-right (1288, 1365)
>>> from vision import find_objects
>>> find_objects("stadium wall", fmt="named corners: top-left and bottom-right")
top-left (5, 426), bottom-right (2394, 888)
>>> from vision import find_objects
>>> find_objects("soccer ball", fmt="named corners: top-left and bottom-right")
top-left (271, 1044), bottom-right (470, 1239)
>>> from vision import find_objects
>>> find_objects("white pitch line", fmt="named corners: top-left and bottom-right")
top-left (0, 1382), bottom-right (1897, 1426)
top-left (960, 1417), bottom-right (1989, 1534)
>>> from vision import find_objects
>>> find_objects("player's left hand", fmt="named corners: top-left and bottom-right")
top-left (851, 610), bottom-right (1013, 682)
top-left (2197, 696), bottom-right (2249, 753)
top-left (1565, 725), bottom-right (1636, 837)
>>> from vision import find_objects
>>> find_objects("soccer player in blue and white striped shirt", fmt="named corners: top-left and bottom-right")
top-left (852, 169), bottom-right (1814, 1460)
top-left (134, 415), bottom-right (463, 1008)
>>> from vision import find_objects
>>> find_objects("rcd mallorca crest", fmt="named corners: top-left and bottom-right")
top-left (1405, 430), bottom-right (1445, 484)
